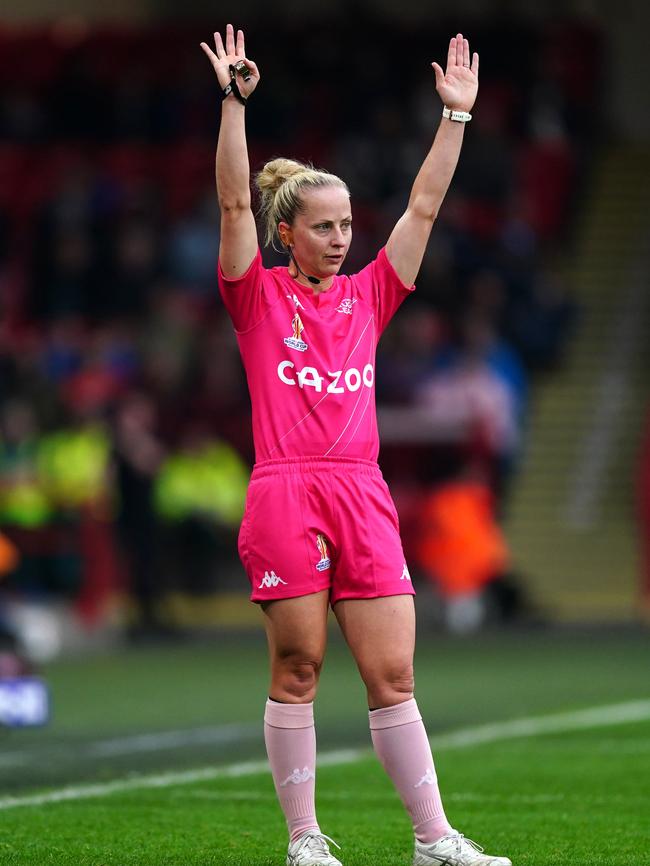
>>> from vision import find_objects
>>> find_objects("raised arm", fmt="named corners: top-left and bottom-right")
top-left (200, 24), bottom-right (260, 278)
top-left (385, 33), bottom-right (479, 286)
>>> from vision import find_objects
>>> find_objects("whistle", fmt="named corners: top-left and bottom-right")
top-left (233, 60), bottom-right (251, 81)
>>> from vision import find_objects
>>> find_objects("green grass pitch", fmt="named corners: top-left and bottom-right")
top-left (0, 629), bottom-right (649, 865)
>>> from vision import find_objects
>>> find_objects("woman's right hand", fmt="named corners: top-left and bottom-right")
top-left (200, 24), bottom-right (260, 99)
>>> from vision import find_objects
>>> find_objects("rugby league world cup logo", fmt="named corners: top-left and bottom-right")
top-left (284, 313), bottom-right (308, 352)
top-left (315, 533), bottom-right (331, 572)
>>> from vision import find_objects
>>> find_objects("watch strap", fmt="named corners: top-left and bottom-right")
top-left (442, 106), bottom-right (472, 122)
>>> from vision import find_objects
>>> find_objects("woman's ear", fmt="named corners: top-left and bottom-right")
top-left (278, 221), bottom-right (292, 248)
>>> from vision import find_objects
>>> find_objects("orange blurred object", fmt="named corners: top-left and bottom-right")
top-left (0, 532), bottom-right (20, 577)
top-left (417, 481), bottom-right (509, 597)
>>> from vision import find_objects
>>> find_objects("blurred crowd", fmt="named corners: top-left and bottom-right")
top-left (0, 17), bottom-right (601, 644)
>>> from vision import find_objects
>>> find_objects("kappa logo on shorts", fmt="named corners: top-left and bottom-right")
top-left (283, 313), bottom-right (308, 352)
top-left (400, 563), bottom-right (411, 581)
top-left (258, 570), bottom-right (288, 589)
top-left (315, 533), bottom-right (331, 572)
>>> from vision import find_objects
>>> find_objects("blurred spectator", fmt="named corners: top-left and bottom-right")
top-left (376, 305), bottom-right (446, 405)
top-left (167, 192), bottom-right (220, 295)
top-left (155, 425), bottom-right (249, 598)
top-left (40, 316), bottom-right (85, 384)
top-left (417, 310), bottom-right (527, 500)
top-left (101, 218), bottom-right (162, 320)
top-left (454, 93), bottom-right (515, 220)
top-left (33, 225), bottom-right (96, 320)
top-left (112, 391), bottom-right (167, 639)
top-left (0, 400), bottom-right (82, 608)
top-left (185, 319), bottom-right (252, 458)
top-left (0, 400), bottom-right (52, 531)
top-left (417, 462), bottom-right (511, 634)
top-left (506, 268), bottom-right (577, 372)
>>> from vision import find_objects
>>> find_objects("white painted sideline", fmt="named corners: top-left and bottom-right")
top-left (1, 699), bottom-right (648, 812)
top-left (0, 722), bottom-right (261, 770)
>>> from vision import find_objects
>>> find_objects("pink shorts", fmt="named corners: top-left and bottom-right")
top-left (238, 456), bottom-right (415, 605)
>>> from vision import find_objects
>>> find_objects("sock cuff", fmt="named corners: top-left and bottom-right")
top-left (264, 698), bottom-right (315, 729)
top-left (368, 697), bottom-right (422, 730)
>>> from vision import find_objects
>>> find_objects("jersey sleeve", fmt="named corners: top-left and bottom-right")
top-left (217, 249), bottom-right (280, 333)
top-left (351, 246), bottom-right (415, 335)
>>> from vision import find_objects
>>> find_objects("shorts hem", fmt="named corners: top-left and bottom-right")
top-left (330, 586), bottom-right (416, 605)
top-left (250, 583), bottom-right (331, 604)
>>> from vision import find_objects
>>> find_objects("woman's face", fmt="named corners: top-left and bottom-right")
top-left (279, 185), bottom-right (352, 283)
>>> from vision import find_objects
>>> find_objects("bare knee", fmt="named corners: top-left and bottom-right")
top-left (364, 662), bottom-right (414, 708)
top-left (270, 653), bottom-right (323, 703)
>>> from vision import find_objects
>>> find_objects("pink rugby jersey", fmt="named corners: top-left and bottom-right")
top-left (218, 247), bottom-right (415, 462)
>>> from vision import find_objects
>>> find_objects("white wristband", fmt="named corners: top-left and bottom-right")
top-left (443, 106), bottom-right (472, 122)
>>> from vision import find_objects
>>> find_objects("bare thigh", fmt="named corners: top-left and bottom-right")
top-left (262, 589), bottom-right (330, 703)
top-left (333, 594), bottom-right (416, 709)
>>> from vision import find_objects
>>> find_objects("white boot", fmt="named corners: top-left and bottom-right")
top-left (414, 832), bottom-right (512, 866)
top-left (286, 831), bottom-right (343, 866)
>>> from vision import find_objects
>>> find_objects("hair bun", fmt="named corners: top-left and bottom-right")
top-left (255, 158), bottom-right (311, 195)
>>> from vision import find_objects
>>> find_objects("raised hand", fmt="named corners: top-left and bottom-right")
top-left (432, 33), bottom-right (478, 113)
top-left (200, 24), bottom-right (260, 99)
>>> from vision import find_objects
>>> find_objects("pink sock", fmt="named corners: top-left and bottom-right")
top-left (369, 698), bottom-right (452, 844)
top-left (264, 699), bottom-right (320, 844)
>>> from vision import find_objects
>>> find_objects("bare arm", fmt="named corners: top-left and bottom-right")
top-left (201, 24), bottom-right (260, 278)
top-left (386, 33), bottom-right (479, 286)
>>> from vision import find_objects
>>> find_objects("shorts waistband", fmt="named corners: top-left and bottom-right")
top-left (252, 456), bottom-right (380, 479)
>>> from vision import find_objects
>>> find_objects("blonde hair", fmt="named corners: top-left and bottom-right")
top-left (255, 158), bottom-right (349, 249)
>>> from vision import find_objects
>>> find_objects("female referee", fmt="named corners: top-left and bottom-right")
top-left (201, 23), bottom-right (512, 866)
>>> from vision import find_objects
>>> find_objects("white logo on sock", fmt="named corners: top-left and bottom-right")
top-left (280, 766), bottom-right (316, 786)
top-left (414, 768), bottom-right (437, 788)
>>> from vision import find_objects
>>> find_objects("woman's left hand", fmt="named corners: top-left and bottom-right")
top-left (432, 33), bottom-right (479, 113)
